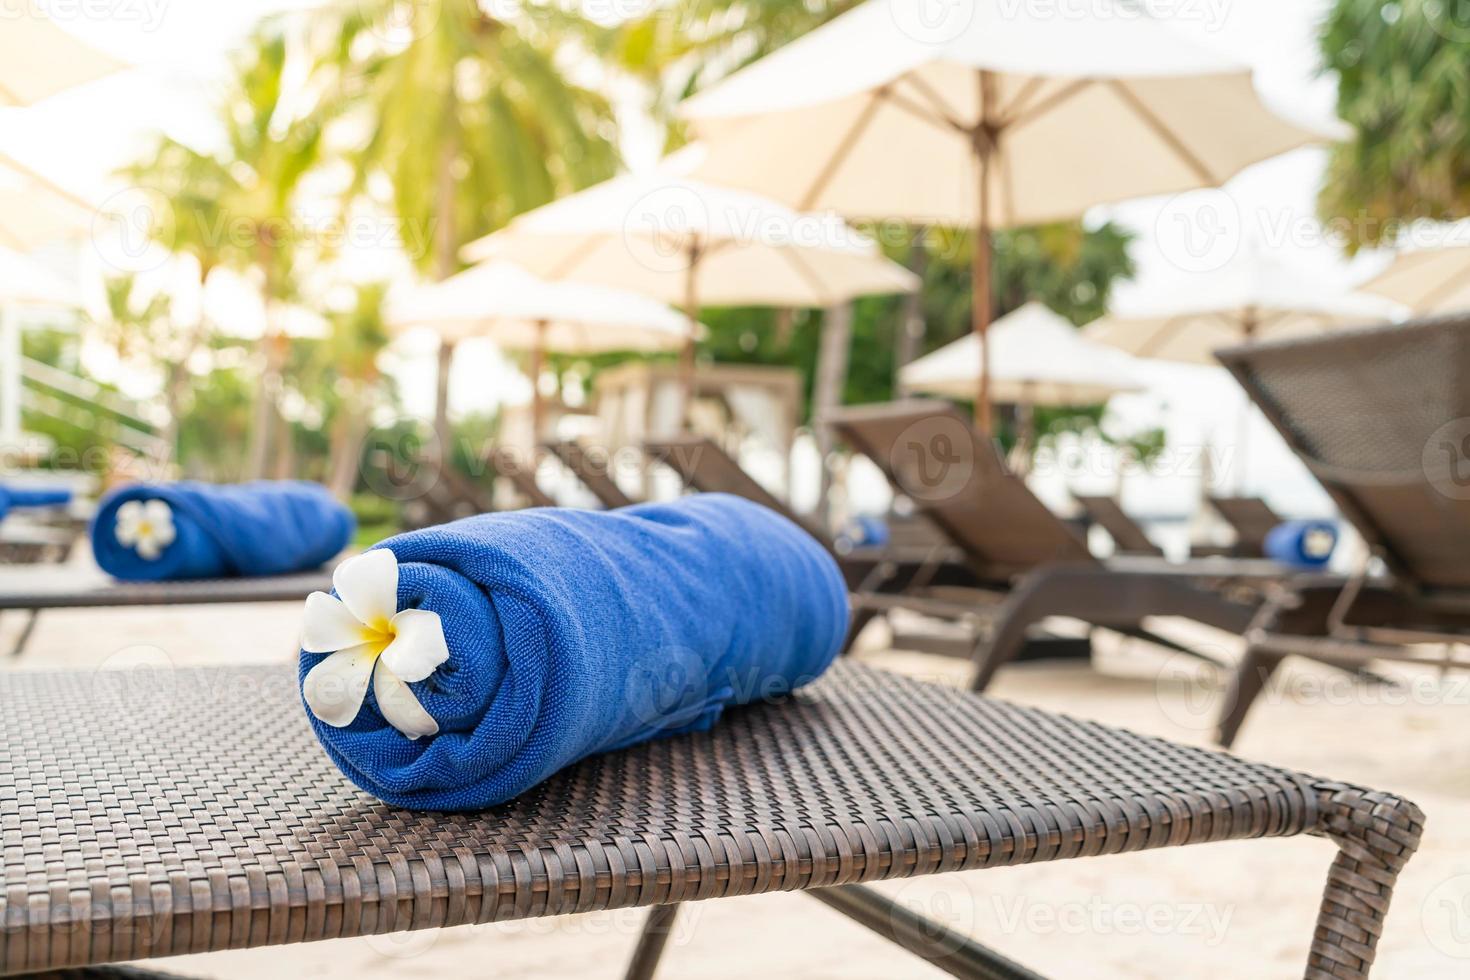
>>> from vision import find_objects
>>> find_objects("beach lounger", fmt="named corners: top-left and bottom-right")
top-left (1072, 494), bottom-right (1166, 557)
top-left (643, 434), bottom-right (982, 648)
top-left (1211, 314), bottom-right (1470, 746)
top-left (0, 523), bottom-right (76, 565)
top-left (544, 439), bottom-right (640, 509)
top-left (0, 659), bottom-right (1421, 978)
top-left (0, 567), bottom-right (332, 657)
top-left (828, 401), bottom-right (1299, 690)
top-left (1208, 495), bottom-right (1284, 558)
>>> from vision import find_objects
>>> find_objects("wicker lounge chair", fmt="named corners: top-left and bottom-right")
top-left (827, 401), bottom-right (1305, 690)
top-left (1211, 314), bottom-right (1470, 746)
top-left (1071, 494), bottom-right (1166, 557)
top-left (0, 660), bottom-right (1422, 978)
top-left (643, 434), bottom-right (982, 649)
top-left (544, 439), bottom-right (640, 509)
top-left (1207, 495), bottom-right (1284, 558)
top-left (0, 567), bottom-right (332, 657)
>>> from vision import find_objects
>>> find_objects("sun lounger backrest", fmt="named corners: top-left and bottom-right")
top-left (1073, 495), bottom-right (1165, 556)
top-left (1206, 495), bottom-right (1281, 557)
top-left (829, 401), bottom-right (1093, 579)
top-left (1218, 315), bottom-right (1470, 590)
top-left (543, 441), bottom-right (638, 509)
top-left (644, 435), bottom-right (825, 541)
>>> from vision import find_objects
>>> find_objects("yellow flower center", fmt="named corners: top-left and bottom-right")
top-left (359, 616), bottom-right (396, 658)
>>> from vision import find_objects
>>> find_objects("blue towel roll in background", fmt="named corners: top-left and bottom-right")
top-left (92, 480), bottom-right (354, 580)
top-left (0, 484), bottom-right (72, 521)
top-left (300, 493), bottom-right (849, 811)
top-left (1264, 519), bottom-right (1339, 569)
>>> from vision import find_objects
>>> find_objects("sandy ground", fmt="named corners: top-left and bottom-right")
top-left (3, 578), bottom-right (1467, 978)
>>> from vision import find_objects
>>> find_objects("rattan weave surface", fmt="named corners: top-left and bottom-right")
top-left (0, 662), bottom-right (1422, 976)
top-left (0, 569), bottom-right (332, 610)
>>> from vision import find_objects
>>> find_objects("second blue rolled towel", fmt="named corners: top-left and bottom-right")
top-left (298, 493), bottom-right (850, 811)
top-left (0, 484), bottom-right (72, 521)
top-left (91, 480), bottom-right (354, 580)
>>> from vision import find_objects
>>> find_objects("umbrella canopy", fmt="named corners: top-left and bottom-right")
top-left (1084, 253), bottom-right (1404, 363)
top-left (0, 248), bottom-right (76, 307)
top-left (0, 155), bottom-right (95, 251)
top-left (901, 302), bottom-right (1144, 404)
top-left (462, 150), bottom-right (918, 308)
top-left (678, 0), bottom-right (1328, 428)
top-left (0, 14), bottom-right (125, 106)
top-left (1359, 245), bottom-right (1470, 315)
top-left (387, 262), bottom-right (696, 352)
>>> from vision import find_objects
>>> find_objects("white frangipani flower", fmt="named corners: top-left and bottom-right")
top-left (300, 549), bottom-right (449, 740)
top-left (114, 499), bottom-right (177, 560)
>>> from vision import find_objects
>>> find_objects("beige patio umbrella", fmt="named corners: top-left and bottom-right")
top-left (462, 149), bottom-right (918, 420)
top-left (387, 262), bottom-right (699, 435)
top-left (0, 147), bottom-right (97, 251)
top-left (679, 0), bottom-right (1328, 431)
top-left (1083, 252), bottom-right (1404, 363)
top-left (1359, 245), bottom-right (1470, 315)
top-left (0, 12), bottom-right (125, 106)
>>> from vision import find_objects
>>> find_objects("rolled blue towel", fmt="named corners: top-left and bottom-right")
top-left (298, 493), bottom-right (849, 811)
top-left (91, 480), bottom-right (355, 581)
top-left (1264, 520), bottom-right (1338, 569)
top-left (834, 513), bottom-right (890, 554)
top-left (0, 484), bottom-right (72, 520)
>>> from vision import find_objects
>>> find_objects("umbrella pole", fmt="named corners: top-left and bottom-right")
top-left (973, 70), bottom-right (996, 434)
top-left (530, 319), bottom-right (547, 441)
top-left (679, 241), bottom-right (702, 430)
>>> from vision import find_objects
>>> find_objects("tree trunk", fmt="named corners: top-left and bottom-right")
top-left (894, 227), bottom-right (929, 396)
top-left (813, 301), bottom-right (853, 526)
top-left (432, 133), bottom-right (458, 454)
top-left (246, 241), bottom-right (282, 479)
top-left (326, 395), bottom-right (368, 500)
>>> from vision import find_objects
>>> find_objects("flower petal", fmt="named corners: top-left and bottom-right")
top-left (116, 500), bottom-right (144, 526)
top-left (152, 519), bottom-right (177, 548)
top-left (301, 591), bottom-right (373, 653)
top-left (302, 644), bottom-right (377, 727)
top-left (135, 537), bottom-right (161, 560)
top-left (115, 519), bottom-right (140, 547)
top-left (142, 499), bottom-right (173, 527)
top-left (333, 549), bottom-right (398, 630)
top-left (382, 608), bottom-right (449, 683)
top-left (373, 664), bottom-right (439, 740)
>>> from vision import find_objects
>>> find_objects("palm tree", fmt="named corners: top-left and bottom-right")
top-left (128, 21), bottom-right (331, 478)
top-left (315, 0), bottom-right (619, 448)
top-left (94, 275), bottom-right (198, 460)
top-left (1319, 0), bottom-right (1470, 250)
top-left (314, 282), bottom-right (393, 499)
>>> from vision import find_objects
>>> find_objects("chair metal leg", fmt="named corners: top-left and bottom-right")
top-left (622, 903), bottom-right (680, 980)
top-left (9, 608), bottom-right (40, 658)
top-left (1212, 642), bottom-right (1285, 748)
top-left (807, 884), bottom-right (1045, 980)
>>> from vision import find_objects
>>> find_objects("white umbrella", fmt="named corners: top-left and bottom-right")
top-left (901, 301), bottom-right (1144, 404)
top-left (1359, 245), bottom-right (1470, 315)
top-left (463, 148), bottom-right (918, 417)
top-left (0, 13), bottom-right (125, 106)
top-left (388, 262), bottom-right (699, 433)
top-left (1084, 252), bottom-right (1404, 363)
top-left (0, 156), bottom-right (95, 250)
top-left (679, 0), bottom-right (1328, 429)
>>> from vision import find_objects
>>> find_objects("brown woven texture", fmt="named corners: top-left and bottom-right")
top-left (0, 570), bottom-right (332, 611)
top-left (0, 662), bottom-right (1422, 977)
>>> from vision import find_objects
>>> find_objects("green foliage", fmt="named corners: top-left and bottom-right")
top-left (175, 366), bottom-right (255, 480)
top-left (1320, 0), bottom-right (1470, 249)
top-left (318, 0), bottom-right (620, 276)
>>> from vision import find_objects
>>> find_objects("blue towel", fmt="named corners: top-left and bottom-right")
top-left (1264, 520), bottom-right (1338, 569)
top-left (91, 480), bottom-right (354, 580)
top-left (0, 484), bottom-right (72, 520)
top-left (300, 493), bottom-right (849, 811)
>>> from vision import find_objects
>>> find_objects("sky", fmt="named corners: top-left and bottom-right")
top-left (0, 0), bottom-right (1394, 522)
